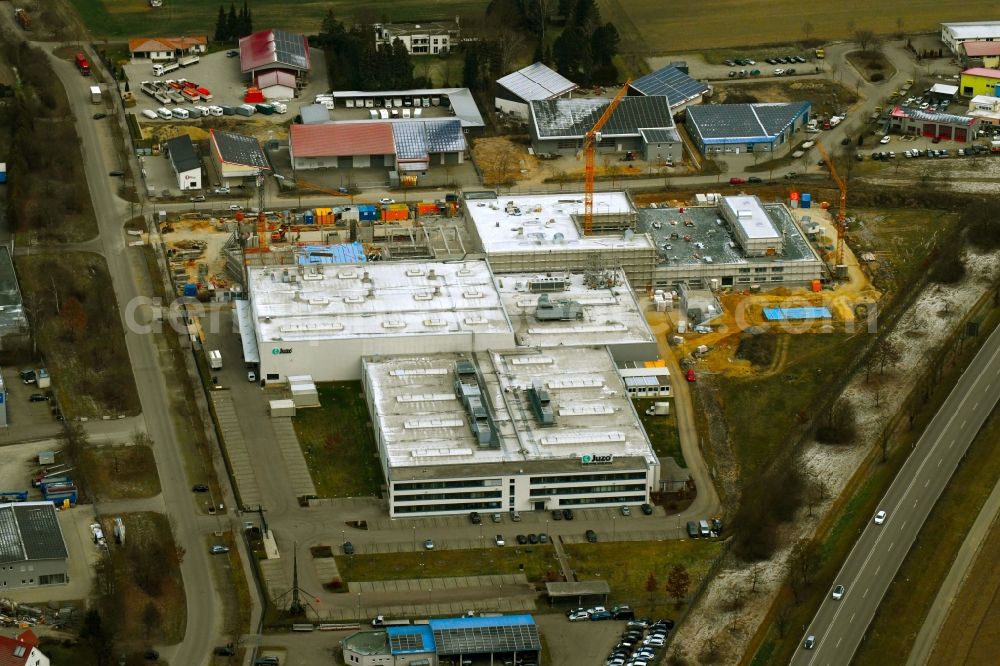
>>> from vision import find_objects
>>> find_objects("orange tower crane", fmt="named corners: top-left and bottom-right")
top-left (814, 140), bottom-right (848, 273)
top-left (583, 80), bottom-right (632, 235)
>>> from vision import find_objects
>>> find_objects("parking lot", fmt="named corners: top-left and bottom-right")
top-left (0, 367), bottom-right (63, 441)
top-left (121, 49), bottom-right (329, 123)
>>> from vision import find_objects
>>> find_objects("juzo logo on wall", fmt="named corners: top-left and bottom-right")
top-left (581, 454), bottom-right (613, 465)
top-left (271, 347), bottom-right (293, 355)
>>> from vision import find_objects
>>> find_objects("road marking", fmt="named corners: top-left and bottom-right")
top-left (863, 587), bottom-right (869, 598)
top-left (914, 499), bottom-right (919, 507)
top-left (973, 402), bottom-right (979, 411)
top-left (950, 440), bottom-right (956, 449)
top-left (875, 565), bottom-right (881, 576)
top-left (849, 613), bottom-right (855, 624)
top-left (938, 458), bottom-right (943, 468)
top-left (837, 638), bottom-right (843, 648)
top-left (888, 542), bottom-right (894, 552)
top-left (925, 479), bottom-right (930, 488)
top-left (961, 420), bottom-right (967, 429)
top-left (901, 521), bottom-right (907, 530)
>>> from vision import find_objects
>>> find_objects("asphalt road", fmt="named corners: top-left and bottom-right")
top-left (791, 323), bottom-right (1000, 665)
top-left (13, 34), bottom-right (229, 665)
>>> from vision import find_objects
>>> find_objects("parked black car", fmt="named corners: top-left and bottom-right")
top-left (469, 511), bottom-right (482, 524)
top-left (343, 542), bottom-right (355, 555)
top-left (585, 529), bottom-right (597, 543)
top-left (562, 508), bottom-right (574, 520)
top-left (551, 509), bottom-right (563, 521)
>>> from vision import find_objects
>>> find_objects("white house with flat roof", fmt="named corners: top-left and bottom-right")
top-left (247, 260), bottom-right (515, 382)
top-left (463, 191), bottom-right (660, 288)
top-left (362, 347), bottom-right (659, 517)
top-left (495, 269), bottom-right (657, 361)
top-left (720, 195), bottom-right (784, 256)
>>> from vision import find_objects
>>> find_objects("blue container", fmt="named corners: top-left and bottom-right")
top-left (0, 163), bottom-right (6, 184)
top-left (303, 212), bottom-right (315, 224)
top-left (801, 193), bottom-right (811, 209)
top-left (358, 205), bottom-right (378, 221)
top-left (183, 283), bottom-right (198, 297)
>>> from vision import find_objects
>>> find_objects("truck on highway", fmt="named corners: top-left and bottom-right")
top-left (178, 55), bottom-right (200, 67)
top-left (89, 85), bottom-right (101, 104)
top-left (74, 52), bottom-right (91, 76)
top-left (152, 61), bottom-right (179, 77)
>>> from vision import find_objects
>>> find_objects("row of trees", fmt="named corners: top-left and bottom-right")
top-left (213, 1), bottom-right (254, 44)
top-left (314, 12), bottom-right (416, 91)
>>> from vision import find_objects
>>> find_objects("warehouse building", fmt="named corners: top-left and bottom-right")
top-left (640, 195), bottom-right (825, 290)
top-left (342, 615), bottom-right (540, 666)
top-left (245, 260), bottom-right (514, 383)
top-left (529, 95), bottom-right (682, 162)
top-left (495, 269), bottom-right (657, 361)
top-left (495, 62), bottom-right (577, 121)
top-left (961, 41), bottom-right (1000, 68)
top-left (255, 70), bottom-right (296, 99)
top-left (685, 102), bottom-right (811, 156)
top-left (374, 19), bottom-right (460, 55)
top-left (0, 502), bottom-right (69, 589)
top-left (888, 105), bottom-right (979, 143)
top-left (617, 361), bottom-right (671, 398)
top-left (968, 95), bottom-right (1000, 124)
top-left (288, 119), bottom-right (465, 172)
top-left (627, 64), bottom-right (711, 112)
top-left (462, 191), bottom-right (659, 289)
top-left (127, 35), bottom-right (207, 61)
top-left (209, 129), bottom-right (270, 186)
top-left (363, 346), bottom-right (659, 517)
top-left (941, 21), bottom-right (1000, 55)
top-left (165, 134), bottom-right (201, 190)
top-left (326, 88), bottom-right (485, 128)
top-left (959, 67), bottom-right (1000, 97)
top-left (239, 28), bottom-right (311, 85)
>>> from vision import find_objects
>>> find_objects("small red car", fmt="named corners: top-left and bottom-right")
top-left (728, 177), bottom-right (746, 185)
top-left (686, 369), bottom-right (696, 382)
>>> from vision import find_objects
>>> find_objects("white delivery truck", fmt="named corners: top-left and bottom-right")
top-left (208, 350), bottom-right (223, 370)
top-left (152, 61), bottom-right (179, 76)
top-left (89, 85), bottom-right (101, 104)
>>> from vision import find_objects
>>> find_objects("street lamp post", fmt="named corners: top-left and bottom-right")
top-left (412, 526), bottom-right (416, 551)
top-left (612, 516), bottom-right (616, 541)
top-left (342, 530), bottom-right (346, 546)
top-left (357, 592), bottom-right (362, 619)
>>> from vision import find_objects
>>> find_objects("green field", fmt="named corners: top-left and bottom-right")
top-left (598, 0), bottom-right (999, 53)
top-left (71, 0), bottom-right (482, 39)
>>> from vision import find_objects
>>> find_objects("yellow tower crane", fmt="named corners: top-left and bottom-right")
top-left (814, 140), bottom-right (848, 277)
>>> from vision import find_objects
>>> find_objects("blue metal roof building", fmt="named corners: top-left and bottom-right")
top-left (685, 102), bottom-right (811, 156)
top-left (295, 242), bottom-right (368, 265)
top-left (628, 65), bottom-right (710, 111)
top-left (387, 624), bottom-right (436, 655)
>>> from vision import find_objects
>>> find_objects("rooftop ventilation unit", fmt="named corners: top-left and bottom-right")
top-left (527, 379), bottom-right (556, 427)
top-left (453, 359), bottom-right (499, 447)
top-left (527, 276), bottom-right (567, 293)
top-left (534, 293), bottom-right (584, 321)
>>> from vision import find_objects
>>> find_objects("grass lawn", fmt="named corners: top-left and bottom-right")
top-left (336, 546), bottom-right (562, 584)
top-left (83, 444), bottom-right (161, 500)
top-left (70, 0), bottom-right (483, 39)
top-left (563, 540), bottom-right (722, 614)
top-left (598, 0), bottom-right (1000, 53)
top-left (717, 332), bottom-right (865, 476)
top-left (293, 383), bottom-right (383, 498)
top-left (845, 50), bottom-right (897, 83)
top-left (15, 253), bottom-right (140, 418)
top-left (636, 398), bottom-right (684, 467)
top-left (109, 511), bottom-right (187, 645)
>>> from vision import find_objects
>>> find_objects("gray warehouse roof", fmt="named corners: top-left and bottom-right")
top-left (392, 119), bottom-right (466, 160)
top-left (299, 103), bottom-right (331, 124)
top-left (210, 129), bottom-right (271, 169)
top-left (0, 503), bottom-right (68, 564)
top-left (531, 95), bottom-right (675, 139)
top-left (166, 134), bottom-right (199, 173)
top-left (686, 102), bottom-right (810, 141)
top-left (497, 62), bottom-right (577, 102)
top-left (629, 66), bottom-right (709, 105)
top-left (640, 127), bottom-right (681, 143)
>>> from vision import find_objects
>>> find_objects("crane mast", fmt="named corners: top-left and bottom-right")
top-left (583, 81), bottom-right (632, 235)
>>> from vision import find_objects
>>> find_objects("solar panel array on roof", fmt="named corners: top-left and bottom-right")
top-left (14, 504), bottom-right (67, 561)
top-left (639, 128), bottom-right (680, 143)
top-left (391, 120), bottom-right (465, 160)
top-left (687, 103), bottom-right (808, 141)
top-left (433, 624), bottom-right (540, 655)
top-left (389, 632), bottom-right (427, 653)
top-left (531, 96), bottom-right (674, 139)
top-left (497, 62), bottom-right (577, 102)
top-left (272, 29), bottom-right (309, 69)
top-left (212, 130), bottom-right (271, 169)
top-left (630, 66), bottom-right (709, 104)
top-left (0, 507), bottom-right (23, 565)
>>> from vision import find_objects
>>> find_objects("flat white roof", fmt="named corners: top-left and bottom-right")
top-left (365, 348), bottom-right (657, 471)
top-left (496, 270), bottom-right (654, 348)
top-left (248, 260), bottom-right (513, 343)
top-left (942, 21), bottom-right (1000, 41)
top-left (724, 195), bottom-right (781, 240)
top-left (466, 192), bottom-right (654, 254)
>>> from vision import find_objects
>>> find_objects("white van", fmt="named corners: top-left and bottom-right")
top-left (156, 107), bottom-right (172, 120)
top-left (196, 105), bottom-right (212, 117)
top-left (171, 107), bottom-right (189, 120)
top-left (209, 105), bottom-right (224, 116)
top-left (141, 109), bottom-right (159, 120)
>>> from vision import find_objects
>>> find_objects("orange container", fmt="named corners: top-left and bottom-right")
top-left (811, 280), bottom-right (821, 292)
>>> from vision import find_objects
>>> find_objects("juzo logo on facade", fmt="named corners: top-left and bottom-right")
top-left (581, 454), bottom-right (613, 465)
top-left (271, 347), bottom-right (293, 355)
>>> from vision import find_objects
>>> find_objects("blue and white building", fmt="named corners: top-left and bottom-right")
top-left (685, 101), bottom-right (811, 156)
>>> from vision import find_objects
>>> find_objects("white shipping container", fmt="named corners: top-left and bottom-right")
top-left (269, 399), bottom-right (296, 418)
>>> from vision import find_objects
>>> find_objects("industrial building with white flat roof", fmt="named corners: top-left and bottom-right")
top-left (463, 191), bottom-right (659, 288)
top-left (495, 269), bottom-right (657, 361)
top-left (247, 260), bottom-right (515, 382)
top-left (362, 347), bottom-right (659, 517)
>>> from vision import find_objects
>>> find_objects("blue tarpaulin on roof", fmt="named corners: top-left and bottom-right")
top-left (763, 306), bottom-right (832, 321)
top-left (296, 242), bottom-right (367, 265)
